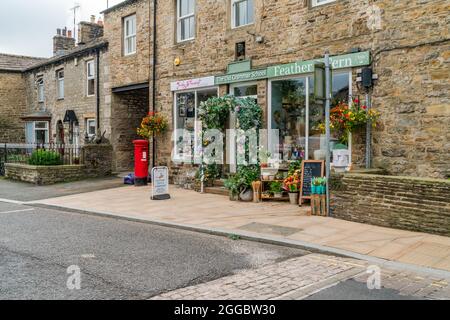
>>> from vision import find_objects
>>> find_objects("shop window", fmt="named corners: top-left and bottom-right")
top-left (269, 71), bottom-right (351, 164)
top-left (86, 119), bottom-right (96, 138)
top-left (177, 0), bottom-right (195, 42)
top-left (311, 0), bottom-right (336, 7)
top-left (37, 77), bottom-right (44, 102)
top-left (174, 88), bottom-right (218, 161)
top-left (57, 69), bottom-right (64, 100)
top-left (124, 14), bottom-right (137, 55)
top-left (86, 60), bottom-right (95, 97)
top-left (232, 0), bottom-right (254, 28)
top-left (26, 121), bottom-right (49, 145)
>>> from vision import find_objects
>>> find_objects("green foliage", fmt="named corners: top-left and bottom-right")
top-left (228, 234), bottom-right (241, 241)
top-left (269, 181), bottom-right (283, 193)
top-left (224, 165), bottom-right (261, 195)
top-left (312, 177), bottom-right (327, 186)
top-left (198, 95), bottom-right (236, 130)
top-left (28, 149), bottom-right (62, 166)
top-left (235, 97), bottom-right (263, 131)
top-left (288, 160), bottom-right (302, 176)
top-left (196, 163), bottom-right (221, 183)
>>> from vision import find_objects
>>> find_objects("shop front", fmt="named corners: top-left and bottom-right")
top-left (171, 76), bottom-right (218, 164)
top-left (214, 51), bottom-right (371, 171)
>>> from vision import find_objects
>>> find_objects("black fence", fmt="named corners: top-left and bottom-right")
top-left (0, 143), bottom-right (82, 176)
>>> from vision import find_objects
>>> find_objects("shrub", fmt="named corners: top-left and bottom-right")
top-left (28, 149), bottom-right (63, 166)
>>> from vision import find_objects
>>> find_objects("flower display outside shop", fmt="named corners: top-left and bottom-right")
top-left (137, 112), bottom-right (169, 139)
top-left (283, 170), bottom-right (301, 193)
top-left (316, 98), bottom-right (381, 144)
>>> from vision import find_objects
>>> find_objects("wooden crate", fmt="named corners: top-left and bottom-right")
top-left (311, 194), bottom-right (327, 216)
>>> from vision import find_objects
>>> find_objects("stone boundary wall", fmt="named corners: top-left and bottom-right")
top-left (330, 173), bottom-right (450, 237)
top-left (5, 163), bottom-right (86, 185)
top-left (83, 144), bottom-right (113, 177)
top-left (5, 144), bottom-right (113, 185)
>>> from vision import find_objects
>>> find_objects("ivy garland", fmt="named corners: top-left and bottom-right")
top-left (197, 95), bottom-right (262, 131)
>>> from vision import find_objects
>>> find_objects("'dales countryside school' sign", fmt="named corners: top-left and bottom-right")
top-left (151, 167), bottom-right (170, 200)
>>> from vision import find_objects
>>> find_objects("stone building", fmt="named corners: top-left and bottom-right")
top-left (1, 0), bottom-right (448, 179)
top-left (151, 0), bottom-right (449, 179)
top-left (21, 22), bottom-right (109, 152)
top-left (101, 0), bottom-right (152, 171)
top-left (0, 54), bottom-right (46, 142)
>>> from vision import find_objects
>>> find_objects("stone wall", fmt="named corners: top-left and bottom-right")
top-left (5, 163), bottom-right (86, 185)
top-left (153, 0), bottom-right (449, 179)
top-left (110, 89), bottom-right (149, 171)
top-left (0, 71), bottom-right (27, 143)
top-left (5, 144), bottom-right (113, 184)
top-left (330, 173), bottom-right (450, 236)
top-left (103, 0), bottom-right (151, 89)
top-left (83, 143), bottom-right (113, 177)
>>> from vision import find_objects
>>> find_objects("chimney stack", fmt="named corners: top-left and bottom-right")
top-left (78, 19), bottom-right (104, 45)
top-left (53, 27), bottom-right (75, 56)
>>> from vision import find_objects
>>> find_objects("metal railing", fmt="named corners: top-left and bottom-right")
top-left (0, 143), bottom-right (82, 176)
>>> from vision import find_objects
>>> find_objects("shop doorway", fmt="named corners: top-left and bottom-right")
top-left (228, 82), bottom-right (258, 173)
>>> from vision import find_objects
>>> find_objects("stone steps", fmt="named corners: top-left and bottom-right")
top-left (204, 186), bottom-right (229, 196)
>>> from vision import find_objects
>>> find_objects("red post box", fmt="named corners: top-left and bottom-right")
top-left (133, 140), bottom-right (149, 186)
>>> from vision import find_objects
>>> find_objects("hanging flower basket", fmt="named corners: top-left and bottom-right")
top-left (137, 112), bottom-right (169, 139)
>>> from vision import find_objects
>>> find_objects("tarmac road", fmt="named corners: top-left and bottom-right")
top-left (0, 201), bottom-right (305, 300)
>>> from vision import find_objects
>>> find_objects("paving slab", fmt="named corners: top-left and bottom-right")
top-left (29, 185), bottom-right (450, 273)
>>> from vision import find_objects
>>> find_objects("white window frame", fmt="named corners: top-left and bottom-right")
top-left (26, 121), bottom-right (49, 144)
top-left (231, 0), bottom-right (254, 29)
top-left (86, 60), bottom-right (95, 97)
top-left (123, 14), bottom-right (137, 56)
top-left (86, 118), bottom-right (96, 138)
top-left (173, 87), bottom-right (219, 162)
top-left (177, 0), bottom-right (196, 42)
top-left (311, 0), bottom-right (336, 7)
top-left (37, 77), bottom-right (44, 103)
top-left (57, 69), bottom-right (64, 100)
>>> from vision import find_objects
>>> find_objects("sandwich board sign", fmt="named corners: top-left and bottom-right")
top-left (151, 166), bottom-right (171, 200)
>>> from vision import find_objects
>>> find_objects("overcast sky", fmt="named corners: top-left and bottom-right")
top-left (0, 0), bottom-right (125, 57)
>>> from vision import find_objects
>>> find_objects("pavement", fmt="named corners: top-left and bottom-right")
top-left (0, 201), bottom-right (304, 300)
top-left (0, 176), bottom-right (124, 202)
top-left (29, 184), bottom-right (450, 274)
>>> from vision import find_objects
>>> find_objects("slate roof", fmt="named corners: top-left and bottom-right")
top-left (0, 53), bottom-right (46, 72)
top-left (24, 39), bottom-right (108, 71)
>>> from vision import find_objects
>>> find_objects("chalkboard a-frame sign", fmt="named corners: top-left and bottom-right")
top-left (299, 160), bottom-right (325, 205)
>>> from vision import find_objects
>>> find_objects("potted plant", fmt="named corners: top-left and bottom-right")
top-left (311, 177), bottom-right (321, 195)
top-left (317, 177), bottom-right (327, 194)
top-left (269, 181), bottom-right (283, 198)
top-left (224, 174), bottom-right (241, 201)
top-left (259, 148), bottom-right (271, 168)
top-left (137, 112), bottom-right (169, 139)
top-left (284, 172), bottom-right (301, 205)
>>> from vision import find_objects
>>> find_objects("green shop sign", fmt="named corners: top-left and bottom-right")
top-left (215, 69), bottom-right (267, 85)
top-left (214, 51), bottom-right (370, 85)
top-left (267, 51), bottom-right (371, 78)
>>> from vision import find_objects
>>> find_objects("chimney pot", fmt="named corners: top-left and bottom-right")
top-left (62, 28), bottom-right (67, 37)
top-left (68, 30), bottom-right (72, 38)
top-left (90, 15), bottom-right (96, 23)
top-left (57, 28), bottom-right (61, 36)
top-left (97, 18), bottom-right (103, 26)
